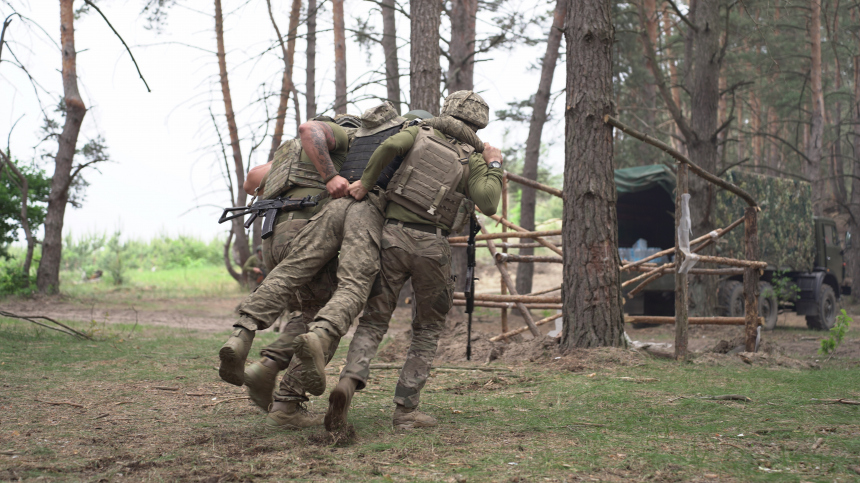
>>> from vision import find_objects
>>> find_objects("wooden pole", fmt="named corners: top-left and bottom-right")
top-left (478, 220), bottom-right (541, 336)
top-left (626, 316), bottom-right (763, 325)
top-left (501, 177), bottom-right (509, 333)
top-left (675, 163), bottom-right (689, 361)
top-left (743, 206), bottom-right (760, 351)
top-left (453, 293), bottom-right (562, 303)
top-left (485, 214), bottom-right (563, 256)
top-left (504, 171), bottom-right (564, 198)
top-left (453, 300), bottom-right (562, 309)
top-left (447, 229), bottom-right (561, 243)
top-left (490, 313), bottom-right (563, 341)
top-left (495, 253), bottom-right (563, 264)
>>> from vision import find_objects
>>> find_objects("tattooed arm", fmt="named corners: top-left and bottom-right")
top-left (298, 121), bottom-right (349, 198)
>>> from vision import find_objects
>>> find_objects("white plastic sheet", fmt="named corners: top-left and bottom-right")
top-left (677, 193), bottom-right (700, 273)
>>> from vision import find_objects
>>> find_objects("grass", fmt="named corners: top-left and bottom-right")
top-left (1, 318), bottom-right (859, 482)
top-left (58, 265), bottom-right (245, 301)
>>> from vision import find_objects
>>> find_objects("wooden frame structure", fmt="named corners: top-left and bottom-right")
top-left (452, 115), bottom-right (764, 360)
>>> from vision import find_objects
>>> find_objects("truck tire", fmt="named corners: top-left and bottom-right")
top-left (759, 282), bottom-right (778, 330)
top-left (806, 284), bottom-right (837, 331)
top-left (718, 280), bottom-right (744, 317)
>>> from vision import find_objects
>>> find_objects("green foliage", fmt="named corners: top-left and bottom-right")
top-left (106, 230), bottom-right (126, 286)
top-left (0, 256), bottom-right (36, 296)
top-left (770, 270), bottom-right (800, 304)
top-left (819, 309), bottom-right (851, 357)
top-left (0, 158), bottom-right (51, 258)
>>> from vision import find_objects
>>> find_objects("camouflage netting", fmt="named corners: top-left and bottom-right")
top-left (714, 170), bottom-right (814, 271)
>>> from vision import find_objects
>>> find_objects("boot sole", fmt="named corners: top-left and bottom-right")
top-left (218, 346), bottom-right (245, 386)
top-left (325, 386), bottom-right (350, 431)
top-left (295, 336), bottom-right (326, 396)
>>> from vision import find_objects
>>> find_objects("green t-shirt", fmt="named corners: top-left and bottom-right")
top-left (360, 126), bottom-right (504, 230)
top-left (243, 254), bottom-right (262, 273)
top-left (277, 121), bottom-right (350, 220)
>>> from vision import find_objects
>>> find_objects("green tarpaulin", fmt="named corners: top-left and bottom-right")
top-left (614, 164), bottom-right (676, 196)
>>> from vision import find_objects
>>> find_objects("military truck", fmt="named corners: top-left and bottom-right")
top-left (616, 165), bottom-right (849, 330)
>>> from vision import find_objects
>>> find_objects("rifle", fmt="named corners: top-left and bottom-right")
top-left (465, 214), bottom-right (481, 360)
top-left (218, 194), bottom-right (321, 239)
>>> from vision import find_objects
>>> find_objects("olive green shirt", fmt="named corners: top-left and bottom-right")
top-left (360, 125), bottom-right (503, 230)
top-left (243, 254), bottom-right (262, 273)
top-left (268, 121), bottom-right (350, 221)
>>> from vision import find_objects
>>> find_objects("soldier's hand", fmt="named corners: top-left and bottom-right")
top-left (348, 180), bottom-right (369, 201)
top-left (327, 175), bottom-right (349, 199)
top-left (483, 143), bottom-right (503, 165)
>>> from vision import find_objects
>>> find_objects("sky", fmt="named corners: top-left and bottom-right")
top-left (0, 0), bottom-right (566, 243)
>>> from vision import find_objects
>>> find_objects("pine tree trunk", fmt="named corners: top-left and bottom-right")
top-left (515, 0), bottom-right (566, 295)
top-left (36, 0), bottom-right (88, 294)
top-left (561, 0), bottom-right (624, 349)
top-left (381, 0), bottom-right (400, 112)
top-left (333, 0), bottom-right (347, 114)
top-left (306, 0), bottom-right (317, 118)
top-left (806, 0), bottom-right (825, 216)
top-left (214, 0), bottom-right (250, 280)
top-left (448, 0), bottom-right (477, 92)
top-left (410, 0), bottom-right (441, 115)
top-left (848, 52), bottom-right (860, 296)
top-left (266, 0), bottom-right (302, 158)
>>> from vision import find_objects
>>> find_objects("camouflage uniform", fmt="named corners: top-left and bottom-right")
top-left (242, 252), bottom-right (264, 291)
top-left (338, 93), bottom-right (502, 411)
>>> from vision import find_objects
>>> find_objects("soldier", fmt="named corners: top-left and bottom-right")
top-left (242, 246), bottom-right (265, 291)
top-left (317, 91), bottom-right (504, 431)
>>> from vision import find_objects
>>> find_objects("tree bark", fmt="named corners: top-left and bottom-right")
top-left (266, 0), bottom-right (302, 159)
top-left (806, 0), bottom-right (825, 216)
top-left (410, 0), bottom-right (441, 114)
top-left (36, 0), bottom-right (88, 294)
top-left (333, 0), bottom-right (347, 114)
top-left (306, 0), bottom-right (317, 118)
top-left (561, 0), bottom-right (624, 349)
top-left (214, 0), bottom-right (250, 279)
top-left (515, 0), bottom-right (566, 296)
top-left (381, 0), bottom-right (400, 112)
top-left (848, 51), bottom-right (860, 295)
top-left (448, 0), bottom-right (477, 92)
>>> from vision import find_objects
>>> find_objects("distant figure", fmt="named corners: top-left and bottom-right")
top-left (83, 270), bottom-right (103, 282)
top-left (242, 246), bottom-right (266, 291)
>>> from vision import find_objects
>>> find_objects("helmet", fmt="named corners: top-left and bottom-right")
top-left (440, 90), bottom-right (489, 130)
top-left (255, 245), bottom-right (263, 253)
top-left (334, 113), bottom-right (362, 129)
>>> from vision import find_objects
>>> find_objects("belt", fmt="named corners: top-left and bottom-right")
top-left (386, 219), bottom-right (449, 237)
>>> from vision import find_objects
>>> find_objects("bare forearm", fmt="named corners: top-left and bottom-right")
top-left (299, 121), bottom-right (338, 180)
top-left (244, 162), bottom-right (272, 195)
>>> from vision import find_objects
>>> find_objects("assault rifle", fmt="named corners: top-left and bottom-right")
top-left (218, 194), bottom-right (320, 239)
top-left (465, 214), bottom-right (481, 360)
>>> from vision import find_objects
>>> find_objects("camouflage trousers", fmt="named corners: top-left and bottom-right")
top-left (235, 193), bottom-right (385, 338)
top-left (341, 221), bottom-right (455, 408)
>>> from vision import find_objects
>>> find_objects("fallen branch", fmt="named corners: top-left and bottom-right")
top-left (202, 396), bottom-right (250, 407)
top-left (698, 394), bottom-right (751, 402)
top-left (811, 398), bottom-right (860, 405)
top-left (369, 363), bottom-right (511, 373)
top-left (0, 310), bottom-right (91, 339)
top-left (35, 399), bottom-right (84, 408)
top-left (812, 437), bottom-right (824, 450)
top-left (153, 386), bottom-right (179, 391)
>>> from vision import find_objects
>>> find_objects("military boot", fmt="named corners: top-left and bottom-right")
top-left (392, 405), bottom-right (437, 430)
top-left (325, 377), bottom-right (358, 431)
top-left (218, 327), bottom-right (255, 386)
top-left (293, 329), bottom-right (331, 396)
top-left (265, 401), bottom-right (324, 429)
top-left (244, 357), bottom-right (279, 410)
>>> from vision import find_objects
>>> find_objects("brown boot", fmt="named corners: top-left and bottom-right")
top-left (392, 404), bottom-right (437, 430)
top-left (219, 327), bottom-right (255, 386)
top-left (325, 377), bottom-right (358, 431)
top-left (265, 401), bottom-right (324, 429)
top-left (293, 329), bottom-right (331, 396)
top-left (244, 357), bottom-right (279, 410)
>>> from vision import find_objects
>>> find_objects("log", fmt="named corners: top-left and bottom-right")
top-left (504, 171), bottom-right (563, 198)
top-left (489, 313), bottom-right (562, 342)
top-left (447, 229), bottom-right (562, 244)
top-left (619, 216), bottom-right (744, 272)
top-left (501, 176), bottom-right (509, 334)
top-left (495, 253), bottom-right (563, 264)
top-left (449, 242), bottom-right (552, 248)
top-left (626, 266), bottom-right (745, 276)
top-left (486, 213), bottom-right (563, 256)
top-left (675, 162), bottom-right (688, 361)
top-left (526, 285), bottom-right (562, 296)
top-left (453, 292), bottom-right (562, 303)
top-left (604, 115), bottom-right (757, 207)
top-left (622, 263), bottom-right (673, 288)
top-left (696, 254), bottom-right (766, 269)
top-left (625, 316), bottom-right (764, 326)
top-left (478, 220), bottom-right (541, 337)
top-left (452, 300), bottom-right (562, 309)
top-left (744, 206), bottom-right (760, 352)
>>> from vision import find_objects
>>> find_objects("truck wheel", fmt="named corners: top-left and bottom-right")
top-left (718, 280), bottom-right (744, 317)
top-left (759, 282), bottom-right (778, 330)
top-left (805, 284), bottom-right (837, 331)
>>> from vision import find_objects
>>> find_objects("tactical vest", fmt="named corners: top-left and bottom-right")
top-left (339, 125), bottom-right (403, 183)
top-left (261, 139), bottom-right (326, 199)
top-left (386, 125), bottom-right (475, 231)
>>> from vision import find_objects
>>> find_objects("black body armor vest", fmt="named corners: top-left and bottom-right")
top-left (339, 125), bottom-right (402, 183)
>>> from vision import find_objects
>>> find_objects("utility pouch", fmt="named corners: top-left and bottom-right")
top-left (449, 198), bottom-right (475, 234)
top-left (262, 139), bottom-right (325, 199)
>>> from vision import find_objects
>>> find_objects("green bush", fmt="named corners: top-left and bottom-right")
top-left (0, 257), bottom-right (36, 296)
